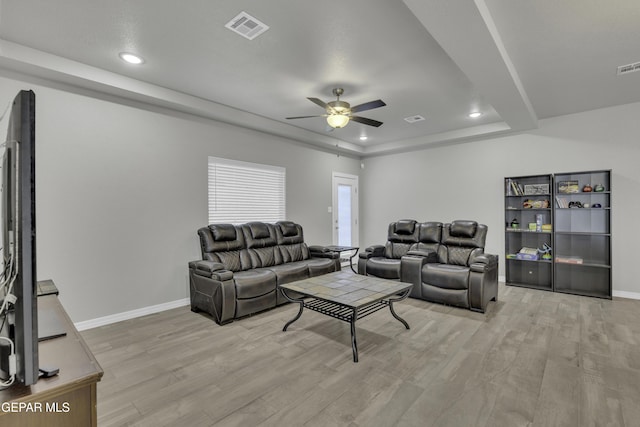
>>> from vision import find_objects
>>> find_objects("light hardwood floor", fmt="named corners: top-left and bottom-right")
top-left (81, 281), bottom-right (640, 427)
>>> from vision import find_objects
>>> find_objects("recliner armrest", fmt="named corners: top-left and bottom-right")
top-left (359, 245), bottom-right (385, 259)
top-left (405, 249), bottom-right (438, 263)
top-left (309, 245), bottom-right (340, 259)
top-left (188, 260), bottom-right (234, 281)
top-left (470, 253), bottom-right (498, 273)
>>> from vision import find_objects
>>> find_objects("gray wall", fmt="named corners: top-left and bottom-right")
top-left (0, 76), bottom-right (361, 323)
top-left (361, 101), bottom-right (640, 296)
top-left (3, 73), bottom-right (639, 325)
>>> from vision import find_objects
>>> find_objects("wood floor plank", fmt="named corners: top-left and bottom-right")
top-left (81, 281), bottom-right (640, 426)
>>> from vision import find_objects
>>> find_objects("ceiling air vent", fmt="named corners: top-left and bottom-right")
top-left (404, 115), bottom-right (425, 124)
top-left (617, 61), bottom-right (640, 76)
top-left (225, 12), bottom-right (269, 40)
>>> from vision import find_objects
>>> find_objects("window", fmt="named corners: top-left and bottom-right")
top-left (208, 157), bottom-right (285, 224)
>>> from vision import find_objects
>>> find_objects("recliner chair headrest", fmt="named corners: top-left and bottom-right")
top-left (450, 220), bottom-right (477, 238)
top-left (248, 222), bottom-right (270, 239)
top-left (277, 221), bottom-right (298, 237)
top-left (209, 224), bottom-right (237, 241)
top-left (394, 219), bottom-right (417, 235)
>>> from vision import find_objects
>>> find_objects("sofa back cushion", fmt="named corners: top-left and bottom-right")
top-left (198, 224), bottom-right (251, 271)
top-left (414, 221), bottom-right (442, 253)
top-left (384, 220), bottom-right (419, 259)
top-left (439, 221), bottom-right (487, 266)
top-left (275, 221), bottom-right (309, 262)
top-left (241, 222), bottom-right (284, 268)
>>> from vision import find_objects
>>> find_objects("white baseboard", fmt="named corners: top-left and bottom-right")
top-left (74, 298), bottom-right (190, 331)
top-left (612, 290), bottom-right (640, 300)
top-left (499, 276), bottom-right (639, 300)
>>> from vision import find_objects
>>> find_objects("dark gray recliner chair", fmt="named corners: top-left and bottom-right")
top-left (357, 219), bottom-right (420, 280)
top-left (401, 220), bottom-right (498, 313)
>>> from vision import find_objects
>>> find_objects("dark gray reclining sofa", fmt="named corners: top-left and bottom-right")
top-left (359, 219), bottom-right (498, 313)
top-left (188, 221), bottom-right (340, 324)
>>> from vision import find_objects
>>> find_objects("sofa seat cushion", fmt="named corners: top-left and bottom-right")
top-left (267, 261), bottom-right (309, 285)
top-left (306, 258), bottom-right (336, 277)
top-left (366, 257), bottom-right (401, 280)
top-left (233, 269), bottom-right (277, 299)
top-left (422, 263), bottom-right (470, 290)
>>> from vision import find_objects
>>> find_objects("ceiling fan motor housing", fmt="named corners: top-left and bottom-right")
top-left (327, 100), bottom-right (350, 114)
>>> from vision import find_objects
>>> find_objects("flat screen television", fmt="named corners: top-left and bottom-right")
top-left (0, 90), bottom-right (38, 387)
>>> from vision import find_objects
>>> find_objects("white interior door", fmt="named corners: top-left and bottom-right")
top-left (332, 172), bottom-right (359, 248)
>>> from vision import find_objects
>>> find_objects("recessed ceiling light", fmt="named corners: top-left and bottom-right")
top-left (119, 52), bottom-right (144, 65)
top-left (359, 136), bottom-right (368, 141)
top-left (468, 112), bottom-right (482, 118)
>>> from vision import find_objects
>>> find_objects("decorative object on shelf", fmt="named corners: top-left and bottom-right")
top-left (594, 183), bottom-right (605, 192)
top-left (524, 184), bottom-right (550, 195)
top-left (582, 184), bottom-right (593, 192)
top-left (523, 199), bottom-right (550, 209)
top-left (592, 203), bottom-right (602, 208)
top-left (557, 180), bottom-right (579, 193)
top-left (538, 243), bottom-right (552, 260)
top-left (555, 256), bottom-right (584, 264)
top-left (568, 201), bottom-right (583, 208)
top-left (510, 218), bottom-right (519, 228)
top-left (528, 223), bottom-right (537, 231)
top-left (541, 224), bottom-right (552, 231)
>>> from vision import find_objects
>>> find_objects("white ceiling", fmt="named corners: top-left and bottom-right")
top-left (1, 0), bottom-right (639, 157)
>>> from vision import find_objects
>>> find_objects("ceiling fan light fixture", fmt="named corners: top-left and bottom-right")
top-left (327, 114), bottom-right (350, 129)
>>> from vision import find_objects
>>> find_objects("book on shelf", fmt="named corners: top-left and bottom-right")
top-left (555, 196), bottom-right (568, 208)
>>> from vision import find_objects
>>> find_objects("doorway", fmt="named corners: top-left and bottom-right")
top-left (332, 172), bottom-right (359, 251)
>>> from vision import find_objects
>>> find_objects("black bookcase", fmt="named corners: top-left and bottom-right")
top-left (504, 174), bottom-right (554, 291)
top-left (553, 170), bottom-right (611, 299)
top-left (504, 170), bottom-right (612, 299)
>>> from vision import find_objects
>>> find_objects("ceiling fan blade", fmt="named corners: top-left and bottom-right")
top-left (351, 116), bottom-right (383, 127)
top-left (350, 99), bottom-right (386, 113)
top-left (307, 97), bottom-right (330, 109)
top-left (286, 115), bottom-right (325, 119)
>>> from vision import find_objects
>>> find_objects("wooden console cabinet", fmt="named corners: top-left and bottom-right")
top-left (0, 295), bottom-right (103, 427)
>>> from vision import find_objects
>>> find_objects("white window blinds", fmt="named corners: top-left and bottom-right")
top-left (208, 157), bottom-right (286, 224)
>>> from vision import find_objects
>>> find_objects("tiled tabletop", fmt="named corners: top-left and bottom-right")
top-left (279, 271), bottom-right (412, 309)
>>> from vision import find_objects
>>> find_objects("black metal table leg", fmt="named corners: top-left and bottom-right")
top-left (349, 248), bottom-right (359, 274)
top-left (387, 289), bottom-right (411, 330)
top-left (350, 308), bottom-right (358, 362)
top-left (279, 287), bottom-right (304, 331)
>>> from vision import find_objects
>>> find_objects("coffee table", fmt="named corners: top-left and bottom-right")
top-left (278, 271), bottom-right (412, 362)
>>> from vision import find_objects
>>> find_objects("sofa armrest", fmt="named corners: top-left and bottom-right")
top-left (399, 254), bottom-right (428, 298)
top-left (405, 249), bottom-right (438, 263)
top-left (309, 245), bottom-right (340, 259)
top-left (189, 260), bottom-right (234, 281)
top-left (359, 245), bottom-right (385, 259)
top-left (470, 253), bottom-right (498, 273)
top-left (188, 262), bottom-right (236, 325)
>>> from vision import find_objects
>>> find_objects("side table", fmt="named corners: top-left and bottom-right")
top-left (324, 245), bottom-right (359, 273)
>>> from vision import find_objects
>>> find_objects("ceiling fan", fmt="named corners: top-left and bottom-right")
top-left (286, 88), bottom-right (386, 129)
